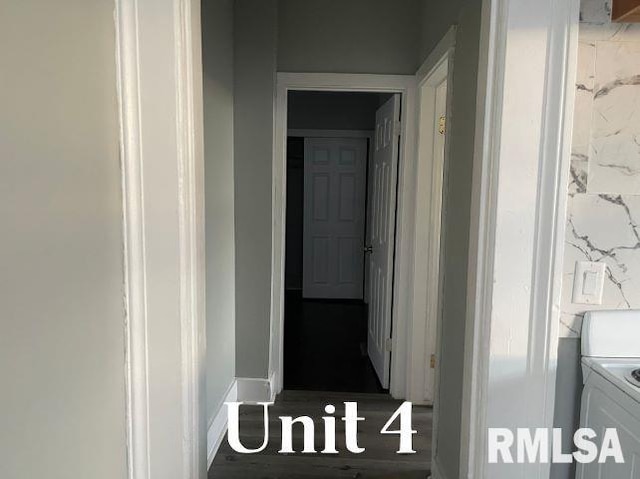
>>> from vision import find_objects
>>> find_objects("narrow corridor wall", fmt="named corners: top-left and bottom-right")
top-left (233, 0), bottom-right (278, 378)
top-left (202, 0), bottom-right (237, 425)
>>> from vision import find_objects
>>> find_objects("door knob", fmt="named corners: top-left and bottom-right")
top-left (364, 245), bottom-right (373, 254)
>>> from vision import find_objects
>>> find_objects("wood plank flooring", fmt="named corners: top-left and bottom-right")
top-left (209, 390), bottom-right (432, 479)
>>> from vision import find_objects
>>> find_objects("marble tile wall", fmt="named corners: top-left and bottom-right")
top-left (561, 0), bottom-right (640, 337)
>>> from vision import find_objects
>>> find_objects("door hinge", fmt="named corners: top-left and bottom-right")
top-left (430, 354), bottom-right (436, 369)
top-left (438, 116), bottom-right (446, 135)
top-left (385, 338), bottom-right (393, 352)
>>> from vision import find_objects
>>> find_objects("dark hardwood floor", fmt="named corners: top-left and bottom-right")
top-left (283, 290), bottom-right (384, 394)
top-left (209, 390), bottom-right (432, 478)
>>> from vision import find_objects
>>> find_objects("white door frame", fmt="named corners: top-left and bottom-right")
top-left (116, 0), bottom-right (206, 478)
top-left (270, 73), bottom-right (419, 399)
top-left (410, 27), bottom-right (456, 411)
top-left (459, 0), bottom-right (579, 477)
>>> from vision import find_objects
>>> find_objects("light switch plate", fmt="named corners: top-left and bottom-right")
top-left (572, 261), bottom-right (606, 304)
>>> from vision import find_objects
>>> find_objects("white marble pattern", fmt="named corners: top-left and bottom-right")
top-left (561, 194), bottom-right (640, 336)
top-left (588, 41), bottom-right (640, 194)
top-left (569, 155), bottom-right (589, 197)
top-left (569, 42), bottom-right (595, 196)
top-left (573, 42), bottom-right (595, 151)
top-left (560, 2), bottom-right (640, 338)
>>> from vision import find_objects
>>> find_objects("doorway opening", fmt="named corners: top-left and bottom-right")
top-left (248, 66), bottom-right (451, 476)
top-left (283, 91), bottom-right (397, 393)
top-left (270, 72), bottom-right (450, 406)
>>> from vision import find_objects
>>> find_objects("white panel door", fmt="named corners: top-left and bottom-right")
top-left (303, 137), bottom-right (367, 299)
top-left (366, 94), bottom-right (401, 388)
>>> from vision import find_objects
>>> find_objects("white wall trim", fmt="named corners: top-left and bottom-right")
top-left (176, 0), bottom-right (206, 477)
top-left (459, 0), bottom-right (579, 477)
top-left (268, 370), bottom-right (278, 402)
top-left (287, 128), bottom-right (374, 139)
top-left (410, 29), bottom-right (457, 478)
top-left (206, 380), bottom-right (238, 468)
top-left (270, 73), bottom-right (418, 400)
top-left (115, 2), bottom-right (149, 477)
top-left (206, 375), bottom-right (277, 469)
top-left (116, 0), bottom-right (206, 478)
top-left (411, 29), bottom-right (456, 406)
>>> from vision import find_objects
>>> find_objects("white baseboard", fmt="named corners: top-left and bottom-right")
top-left (429, 456), bottom-right (449, 479)
top-left (268, 371), bottom-right (277, 401)
top-left (236, 376), bottom-right (275, 403)
top-left (207, 376), bottom-right (279, 469)
top-left (207, 380), bottom-right (238, 468)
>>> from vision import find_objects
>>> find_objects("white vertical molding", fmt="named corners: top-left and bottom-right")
top-left (115, 0), bottom-right (150, 477)
top-left (389, 78), bottom-right (419, 400)
top-left (461, 0), bottom-right (579, 478)
top-left (459, 0), bottom-right (505, 475)
top-left (116, 0), bottom-right (206, 478)
top-left (410, 27), bottom-right (457, 408)
top-left (526, 2), bottom-right (579, 479)
top-left (270, 77), bottom-right (288, 394)
top-left (175, 0), bottom-right (206, 478)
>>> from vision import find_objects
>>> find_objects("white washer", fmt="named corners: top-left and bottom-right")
top-left (577, 310), bottom-right (640, 479)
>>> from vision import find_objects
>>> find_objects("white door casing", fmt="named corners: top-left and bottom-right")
top-left (116, 0), bottom-right (206, 478)
top-left (460, 0), bottom-right (579, 477)
top-left (303, 137), bottom-right (367, 299)
top-left (271, 74), bottom-right (418, 400)
top-left (423, 78), bottom-right (447, 404)
top-left (410, 29), bottom-right (456, 476)
top-left (367, 94), bottom-right (401, 389)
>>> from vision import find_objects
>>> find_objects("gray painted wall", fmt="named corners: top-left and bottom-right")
top-left (551, 338), bottom-right (583, 479)
top-left (419, 0), bottom-right (465, 64)
top-left (233, 0), bottom-right (278, 378)
top-left (278, 0), bottom-right (422, 74)
top-left (426, 1), bottom-right (483, 478)
top-left (0, 1), bottom-right (127, 477)
top-left (202, 0), bottom-right (237, 422)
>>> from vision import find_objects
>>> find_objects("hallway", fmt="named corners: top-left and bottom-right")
top-left (209, 390), bottom-right (432, 478)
